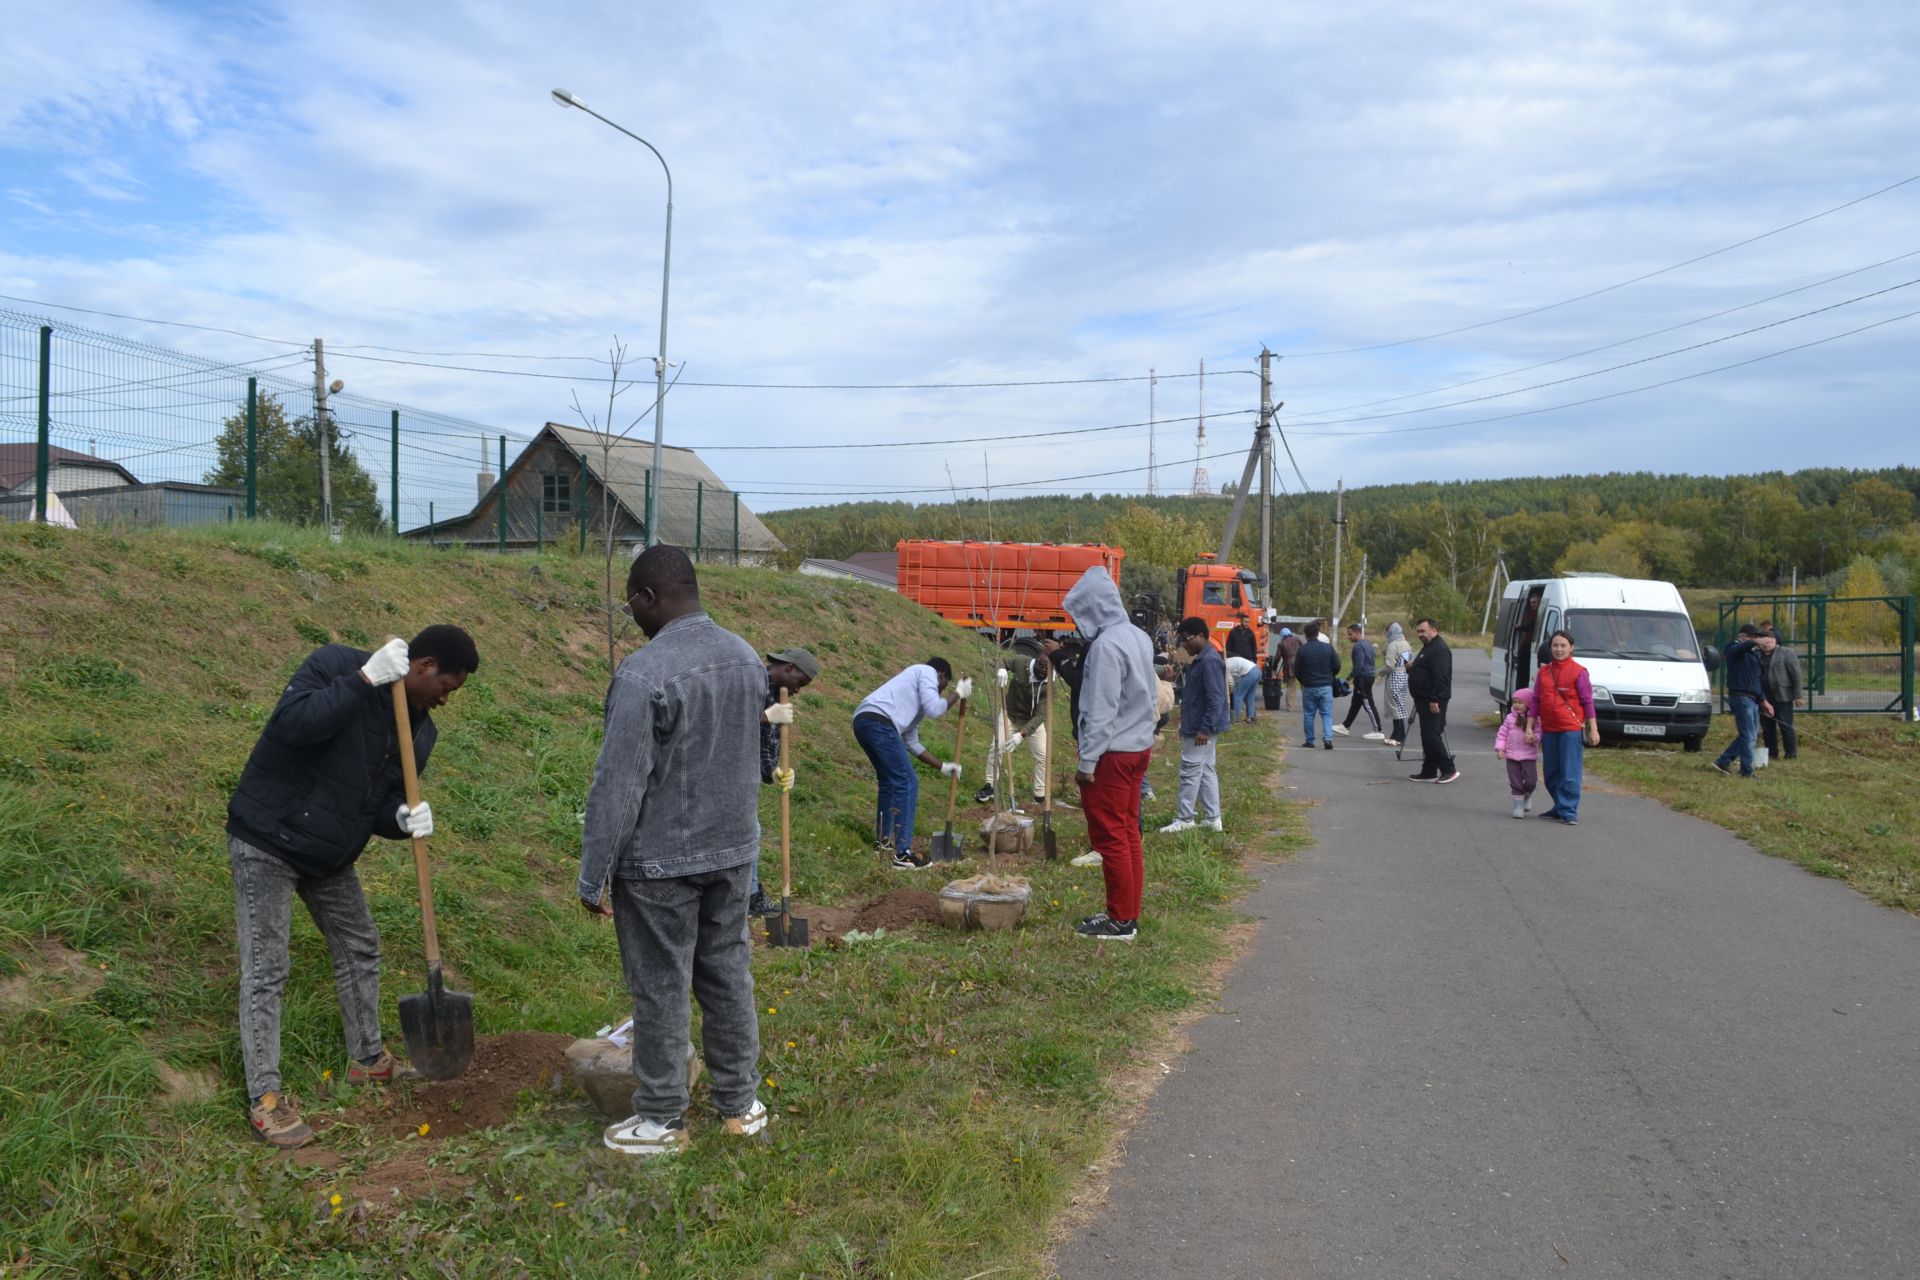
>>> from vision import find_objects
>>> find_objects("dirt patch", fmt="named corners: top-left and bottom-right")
top-left (154, 1061), bottom-right (219, 1105)
top-left (0, 937), bottom-right (106, 1011)
top-left (784, 889), bottom-right (943, 943)
top-left (348, 1150), bottom-right (473, 1210)
top-left (333, 1031), bottom-right (574, 1139)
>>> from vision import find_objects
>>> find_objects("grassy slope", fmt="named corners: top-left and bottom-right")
top-left (0, 521), bottom-right (1303, 1279)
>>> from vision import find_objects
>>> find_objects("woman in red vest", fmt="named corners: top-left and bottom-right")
top-left (1524, 629), bottom-right (1599, 825)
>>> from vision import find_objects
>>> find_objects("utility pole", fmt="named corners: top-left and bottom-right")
top-left (1330, 478), bottom-right (1345, 631)
top-left (1258, 348), bottom-right (1274, 605)
top-left (1147, 368), bottom-right (1157, 497)
top-left (312, 339), bottom-right (333, 531)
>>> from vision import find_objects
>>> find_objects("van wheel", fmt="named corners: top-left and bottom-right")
top-left (1682, 736), bottom-right (1702, 753)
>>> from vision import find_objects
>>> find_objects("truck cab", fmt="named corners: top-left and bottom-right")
top-left (1177, 557), bottom-right (1268, 655)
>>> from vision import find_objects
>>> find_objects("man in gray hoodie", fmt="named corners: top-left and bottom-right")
top-left (1064, 566), bottom-right (1158, 942)
top-left (578, 545), bottom-right (768, 1157)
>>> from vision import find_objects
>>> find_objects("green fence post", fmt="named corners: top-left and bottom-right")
top-left (578, 457), bottom-right (589, 553)
top-left (497, 435), bottom-right (507, 553)
top-left (390, 410), bottom-right (400, 536)
top-left (695, 481), bottom-right (704, 562)
top-left (429, 501), bottom-right (435, 548)
top-left (245, 377), bottom-right (258, 519)
top-left (34, 325), bottom-right (52, 524)
top-left (732, 491), bottom-right (740, 564)
top-left (1903, 594), bottom-right (1915, 721)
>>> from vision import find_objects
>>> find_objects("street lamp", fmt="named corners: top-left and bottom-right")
top-left (551, 88), bottom-right (672, 548)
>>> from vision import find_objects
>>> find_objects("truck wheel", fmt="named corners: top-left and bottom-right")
top-left (1682, 736), bottom-right (1702, 753)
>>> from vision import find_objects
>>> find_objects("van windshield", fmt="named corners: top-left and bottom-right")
top-left (1565, 609), bottom-right (1699, 661)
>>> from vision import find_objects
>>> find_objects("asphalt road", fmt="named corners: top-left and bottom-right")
top-left (1057, 648), bottom-right (1920, 1279)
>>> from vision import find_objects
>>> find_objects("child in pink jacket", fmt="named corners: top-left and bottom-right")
top-left (1493, 687), bottom-right (1539, 819)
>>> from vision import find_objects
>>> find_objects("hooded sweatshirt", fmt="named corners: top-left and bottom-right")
top-left (1063, 566), bottom-right (1157, 774)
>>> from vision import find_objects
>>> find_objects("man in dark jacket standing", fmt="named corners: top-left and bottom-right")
top-left (1713, 624), bottom-right (1775, 778)
top-left (226, 625), bottom-right (480, 1149)
top-left (1293, 620), bottom-right (1342, 749)
top-left (1225, 619), bottom-right (1258, 664)
top-left (1162, 616), bottom-right (1229, 834)
top-left (581, 546), bottom-right (771, 1157)
top-left (1758, 624), bottom-right (1802, 761)
top-left (1407, 618), bottom-right (1458, 783)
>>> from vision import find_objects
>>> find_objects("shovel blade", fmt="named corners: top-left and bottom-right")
top-left (766, 912), bottom-right (810, 948)
top-left (1042, 817), bottom-right (1058, 861)
top-left (928, 826), bottom-right (962, 862)
top-left (397, 968), bottom-right (474, 1081)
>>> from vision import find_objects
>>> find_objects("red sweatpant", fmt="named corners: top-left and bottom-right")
top-left (1082, 748), bottom-right (1151, 922)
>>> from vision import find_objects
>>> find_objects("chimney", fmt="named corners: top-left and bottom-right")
top-left (476, 436), bottom-right (495, 501)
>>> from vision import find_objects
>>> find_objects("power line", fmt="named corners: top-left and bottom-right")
top-left (0, 294), bottom-right (311, 349)
top-left (696, 408), bottom-right (1250, 451)
top-left (1287, 305), bottom-right (1920, 438)
top-left (1275, 171), bottom-right (1920, 358)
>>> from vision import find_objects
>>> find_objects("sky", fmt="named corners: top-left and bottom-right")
top-left (3, 0), bottom-right (1918, 527)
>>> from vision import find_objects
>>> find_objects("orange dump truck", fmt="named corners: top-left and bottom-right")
top-left (895, 540), bottom-right (1125, 633)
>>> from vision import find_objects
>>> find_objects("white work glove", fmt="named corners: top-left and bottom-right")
top-left (996, 667), bottom-right (1011, 691)
top-left (360, 638), bottom-right (410, 687)
top-left (396, 801), bottom-right (433, 839)
top-left (763, 702), bottom-right (794, 725)
top-left (940, 761), bottom-right (963, 780)
top-left (954, 677), bottom-right (974, 700)
top-left (1003, 731), bottom-right (1025, 754)
top-left (773, 767), bottom-right (795, 792)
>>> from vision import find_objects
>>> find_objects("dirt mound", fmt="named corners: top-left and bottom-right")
top-left (796, 889), bottom-right (943, 942)
top-left (0, 937), bottom-right (105, 1011)
top-left (340, 1031), bottom-right (574, 1138)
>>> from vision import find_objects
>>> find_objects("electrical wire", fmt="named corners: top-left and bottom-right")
top-left (0, 295), bottom-right (311, 349)
top-left (1275, 171), bottom-right (1920, 358)
top-left (695, 409), bottom-right (1249, 451)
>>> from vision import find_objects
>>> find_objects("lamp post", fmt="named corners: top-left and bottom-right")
top-left (552, 88), bottom-right (672, 548)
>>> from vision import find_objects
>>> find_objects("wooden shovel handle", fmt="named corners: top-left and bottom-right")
top-left (942, 696), bottom-right (969, 829)
top-left (390, 680), bottom-right (441, 970)
top-left (778, 688), bottom-right (793, 900)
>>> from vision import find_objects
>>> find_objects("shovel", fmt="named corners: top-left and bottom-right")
top-left (390, 681), bottom-right (475, 1081)
top-left (1041, 679), bottom-right (1058, 860)
top-left (765, 689), bottom-right (809, 948)
top-left (928, 695), bottom-right (970, 862)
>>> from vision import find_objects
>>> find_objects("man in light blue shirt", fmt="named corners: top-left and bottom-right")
top-left (852, 659), bottom-right (972, 869)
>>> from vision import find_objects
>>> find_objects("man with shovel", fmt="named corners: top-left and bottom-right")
top-left (579, 545), bottom-right (770, 1158)
top-left (754, 647), bottom-right (820, 917)
top-left (225, 625), bottom-right (480, 1149)
top-left (975, 646), bottom-right (1051, 808)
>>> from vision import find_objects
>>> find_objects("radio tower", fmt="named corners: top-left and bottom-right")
top-left (1146, 368), bottom-right (1158, 496)
top-left (1190, 359), bottom-right (1210, 495)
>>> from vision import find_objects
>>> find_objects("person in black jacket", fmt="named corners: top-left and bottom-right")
top-left (1406, 618), bottom-right (1457, 782)
top-left (226, 626), bottom-right (479, 1149)
top-left (1225, 619), bottom-right (1258, 664)
top-left (1292, 620), bottom-right (1343, 749)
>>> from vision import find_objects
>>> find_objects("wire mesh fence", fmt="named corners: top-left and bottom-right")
top-left (1716, 593), bottom-right (1916, 717)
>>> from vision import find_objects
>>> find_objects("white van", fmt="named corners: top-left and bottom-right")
top-left (1490, 575), bottom-right (1720, 752)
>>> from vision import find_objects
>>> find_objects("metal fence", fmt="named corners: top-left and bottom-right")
top-left (1716, 594), bottom-right (1916, 718)
top-left (0, 307), bottom-right (535, 538)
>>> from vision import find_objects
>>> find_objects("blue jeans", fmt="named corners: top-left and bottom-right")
top-left (1232, 669), bottom-right (1262, 722)
top-left (854, 715), bottom-right (918, 853)
top-left (1300, 685), bottom-right (1334, 744)
top-left (1539, 730), bottom-right (1585, 820)
top-left (1715, 696), bottom-right (1759, 777)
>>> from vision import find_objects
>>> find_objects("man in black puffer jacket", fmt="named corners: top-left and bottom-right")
top-left (226, 625), bottom-right (479, 1149)
top-left (1406, 617), bottom-right (1456, 783)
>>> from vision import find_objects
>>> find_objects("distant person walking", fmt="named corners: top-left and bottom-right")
top-left (1275, 627), bottom-right (1302, 710)
top-left (1162, 615), bottom-right (1229, 835)
top-left (852, 659), bottom-right (972, 869)
top-left (1524, 630), bottom-right (1597, 824)
top-left (1493, 687), bottom-right (1539, 818)
top-left (1294, 621), bottom-right (1342, 750)
top-left (1759, 623), bottom-right (1802, 761)
top-left (1382, 622), bottom-right (1414, 747)
top-left (1711, 624), bottom-right (1773, 779)
top-left (1406, 619), bottom-right (1457, 783)
top-left (1225, 651), bottom-right (1262, 725)
top-left (1336, 622), bottom-right (1381, 738)
top-left (1065, 567), bottom-right (1158, 942)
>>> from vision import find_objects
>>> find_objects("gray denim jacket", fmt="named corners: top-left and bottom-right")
top-left (578, 612), bottom-right (765, 902)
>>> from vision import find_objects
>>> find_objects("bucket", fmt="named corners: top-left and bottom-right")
top-left (1754, 745), bottom-right (1769, 769)
top-left (1262, 678), bottom-right (1282, 711)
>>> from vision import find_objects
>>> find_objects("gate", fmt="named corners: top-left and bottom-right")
top-left (1715, 594), bottom-right (1915, 718)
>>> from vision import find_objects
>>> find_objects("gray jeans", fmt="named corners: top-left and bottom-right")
top-left (611, 863), bottom-right (761, 1120)
top-left (1176, 735), bottom-right (1221, 822)
top-left (229, 835), bottom-right (384, 1101)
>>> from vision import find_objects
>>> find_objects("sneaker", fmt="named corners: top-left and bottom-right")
top-left (1332, 725), bottom-right (1350, 736)
top-left (1407, 773), bottom-right (1436, 782)
top-left (1322, 741), bottom-right (1333, 751)
top-left (1077, 912), bottom-right (1109, 928)
top-left (346, 1049), bottom-right (417, 1086)
top-left (1561, 817), bottom-right (1579, 826)
top-left (1363, 732), bottom-right (1385, 741)
top-left (603, 1114), bottom-right (688, 1157)
top-left (1069, 849), bottom-right (1105, 867)
top-left (1538, 810), bottom-right (1563, 819)
top-left (249, 1091), bottom-right (314, 1150)
top-left (1382, 739), bottom-right (1400, 748)
top-left (891, 850), bottom-right (932, 871)
top-left (1710, 760), bottom-right (1732, 776)
top-left (1434, 771), bottom-right (1461, 784)
top-left (748, 888), bottom-right (778, 918)
top-left (1141, 785), bottom-right (1157, 801)
top-left (1075, 915), bottom-right (1138, 942)
top-left (974, 783), bottom-right (995, 805)
top-left (1301, 741), bottom-right (1314, 749)
top-left (1203, 818), bottom-right (1224, 833)
top-left (722, 1099), bottom-right (770, 1137)
top-left (1158, 818), bottom-right (1196, 834)
top-left (1032, 792), bottom-right (1047, 806)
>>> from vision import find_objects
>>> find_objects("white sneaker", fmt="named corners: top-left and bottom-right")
top-left (1069, 849), bottom-right (1104, 867)
top-left (603, 1114), bottom-right (688, 1157)
top-left (1204, 818), bottom-right (1224, 833)
top-left (1363, 732), bottom-right (1385, 741)
top-left (1332, 725), bottom-right (1350, 736)
top-left (723, 1099), bottom-right (770, 1137)
top-left (1158, 819), bottom-right (1196, 834)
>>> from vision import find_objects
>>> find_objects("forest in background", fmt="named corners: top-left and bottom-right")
top-left (761, 467), bottom-right (1920, 633)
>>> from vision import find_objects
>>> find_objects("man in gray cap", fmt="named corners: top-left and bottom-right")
top-left (755, 647), bottom-right (820, 916)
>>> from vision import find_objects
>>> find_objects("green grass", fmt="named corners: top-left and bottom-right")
top-left (1586, 718), bottom-right (1920, 911)
top-left (0, 521), bottom-right (1306, 1278)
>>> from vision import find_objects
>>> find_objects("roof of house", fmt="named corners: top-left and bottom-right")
top-left (0, 443), bottom-right (139, 492)
top-left (801, 556), bottom-right (898, 587)
top-left (542, 424), bottom-right (783, 552)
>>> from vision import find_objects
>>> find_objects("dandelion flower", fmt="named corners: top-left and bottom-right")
top-left (514, 1195), bottom-right (524, 1202)
top-left (329, 1193), bottom-right (342, 1207)
top-left (321, 1069), bottom-right (332, 1081)
top-left (417, 1123), bottom-right (430, 1137)
top-left (331, 1206), bottom-right (343, 1217)
top-left (786, 1040), bottom-right (796, 1049)
top-left (767, 1007), bottom-right (777, 1015)
top-left (553, 1201), bottom-right (567, 1209)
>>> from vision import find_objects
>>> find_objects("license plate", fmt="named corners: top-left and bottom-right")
top-left (1621, 723), bottom-right (1665, 737)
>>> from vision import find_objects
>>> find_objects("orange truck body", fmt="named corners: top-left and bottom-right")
top-left (1177, 558), bottom-right (1269, 656)
top-left (895, 540), bottom-right (1125, 632)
